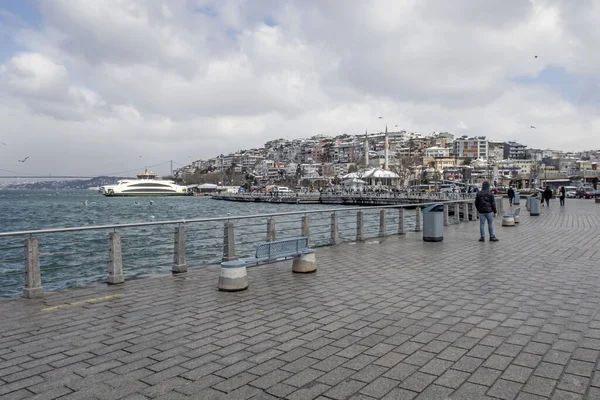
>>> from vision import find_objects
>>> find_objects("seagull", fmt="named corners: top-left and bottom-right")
top-left (149, 200), bottom-right (154, 205)
top-left (0, 142), bottom-right (5, 145)
top-left (534, 55), bottom-right (538, 58)
top-left (18, 157), bottom-right (29, 163)
top-left (378, 116), bottom-right (383, 119)
top-left (530, 125), bottom-right (536, 129)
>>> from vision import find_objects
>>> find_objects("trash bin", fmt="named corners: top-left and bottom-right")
top-left (530, 197), bottom-right (541, 216)
top-left (513, 192), bottom-right (520, 205)
top-left (423, 204), bottom-right (444, 242)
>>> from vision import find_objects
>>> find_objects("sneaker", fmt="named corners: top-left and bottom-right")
top-left (490, 237), bottom-right (499, 242)
top-left (479, 238), bottom-right (485, 242)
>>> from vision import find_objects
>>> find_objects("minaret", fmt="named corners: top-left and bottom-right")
top-left (384, 124), bottom-right (389, 170)
top-left (364, 129), bottom-right (369, 168)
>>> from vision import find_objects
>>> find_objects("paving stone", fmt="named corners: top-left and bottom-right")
top-left (359, 376), bottom-right (398, 398)
top-left (451, 382), bottom-right (491, 400)
top-left (487, 378), bottom-right (523, 400)
top-left (381, 387), bottom-right (418, 400)
top-left (399, 371), bottom-right (436, 392)
top-left (434, 368), bottom-right (470, 389)
top-left (522, 376), bottom-right (557, 397)
top-left (286, 382), bottom-right (330, 400)
top-left (502, 364), bottom-right (534, 384)
top-left (323, 379), bottom-right (366, 400)
top-left (556, 373), bottom-right (589, 395)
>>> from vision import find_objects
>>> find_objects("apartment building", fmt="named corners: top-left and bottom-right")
top-left (454, 136), bottom-right (488, 159)
top-left (503, 141), bottom-right (527, 160)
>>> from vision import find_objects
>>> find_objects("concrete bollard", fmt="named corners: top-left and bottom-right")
top-left (108, 232), bottom-right (124, 284)
top-left (266, 218), bottom-right (276, 242)
top-left (463, 202), bottom-right (470, 223)
top-left (330, 213), bottom-right (340, 245)
top-left (301, 215), bottom-right (310, 246)
top-left (356, 211), bottom-right (365, 241)
top-left (292, 251), bottom-right (317, 273)
top-left (222, 222), bottom-right (235, 262)
top-left (414, 207), bottom-right (422, 232)
top-left (398, 208), bottom-right (405, 235)
top-left (379, 209), bottom-right (386, 237)
top-left (172, 225), bottom-right (187, 273)
top-left (454, 203), bottom-right (461, 223)
top-left (23, 238), bottom-right (43, 298)
top-left (443, 204), bottom-right (449, 226)
top-left (218, 261), bottom-right (248, 292)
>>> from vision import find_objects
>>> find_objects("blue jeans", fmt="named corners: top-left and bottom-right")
top-left (479, 212), bottom-right (495, 238)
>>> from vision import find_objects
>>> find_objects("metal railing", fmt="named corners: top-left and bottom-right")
top-left (0, 198), bottom-right (490, 299)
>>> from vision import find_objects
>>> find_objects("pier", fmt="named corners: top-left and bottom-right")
top-left (212, 192), bottom-right (475, 206)
top-left (1, 198), bottom-right (600, 399)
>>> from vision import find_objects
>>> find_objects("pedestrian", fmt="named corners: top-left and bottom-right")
top-left (543, 186), bottom-right (552, 207)
top-left (559, 186), bottom-right (565, 206)
top-left (475, 181), bottom-right (499, 242)
top-left (507, 186), bottom-right (515, 206)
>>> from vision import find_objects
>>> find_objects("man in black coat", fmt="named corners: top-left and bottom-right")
top-left (543, 186), bottom-right (552, 207)
top-left (507, 187), bottom-right (515, 206)
top-left (475, 181), bottom-right (498, 242)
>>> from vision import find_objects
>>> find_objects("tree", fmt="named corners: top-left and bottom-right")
top-left (347, 164), bottom-right (358, 174)
top-left (463, 157), bottom-right (472, 166)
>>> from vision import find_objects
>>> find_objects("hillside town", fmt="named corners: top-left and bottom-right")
top-left (175, 129), bottom-right (600, 192)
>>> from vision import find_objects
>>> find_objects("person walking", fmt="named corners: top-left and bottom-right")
top-left (507, 187), bottom-right (515, 206)
top-left (543, 186), bottom-right (552, 207)
top-left (559, 186), bottom-right (566, 206)
top-left (475, 181), bottom-right (498, 242)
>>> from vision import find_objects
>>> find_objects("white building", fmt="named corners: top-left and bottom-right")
top-left (424, 146), bottom-right (450, 158)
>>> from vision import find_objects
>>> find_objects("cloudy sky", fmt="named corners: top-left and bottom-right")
top-left (1, 0), bottom-right (599, 176)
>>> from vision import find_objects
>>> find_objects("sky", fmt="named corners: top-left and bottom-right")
top-left (1, 0), bottom-right (600, 177)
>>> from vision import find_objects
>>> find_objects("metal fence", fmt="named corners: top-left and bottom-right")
top-left (0, 198), bottom-right (491, 299)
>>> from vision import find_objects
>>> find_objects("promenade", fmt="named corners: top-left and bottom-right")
top-left (1, 199), bottom-right (600, 399)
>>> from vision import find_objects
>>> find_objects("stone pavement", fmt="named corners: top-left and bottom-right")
top-left (1, 198), bottom-right (600, 400)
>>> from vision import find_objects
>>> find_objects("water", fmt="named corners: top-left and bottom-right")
top-left (0, 190), bottom-right (416, 297)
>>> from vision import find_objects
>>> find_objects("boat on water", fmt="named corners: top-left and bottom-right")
top-left (100, 169), bottom-right (189, 197)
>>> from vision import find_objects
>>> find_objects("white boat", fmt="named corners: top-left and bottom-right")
top-left (100, 169), bottom-right (189, 197)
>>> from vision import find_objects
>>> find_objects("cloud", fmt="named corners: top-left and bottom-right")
top-left (0, 0), bottom-right (599, 176)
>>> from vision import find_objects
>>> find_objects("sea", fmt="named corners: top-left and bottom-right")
top-left (0, 189), bottom-right (417, 298)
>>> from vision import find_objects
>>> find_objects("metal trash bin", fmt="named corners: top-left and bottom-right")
top-left (423, 204), bottom-right (444, 242)
top-left (513, 192), bottom-right (520, 205)
top-left (530, 197), bottom-right (541, 216)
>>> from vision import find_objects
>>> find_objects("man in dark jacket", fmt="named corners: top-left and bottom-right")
top-left (507, 187), bottom-right (515, 206)
top-left (475, 181), bottom-right (498, 242)
top-left (543, 186), bottom-right (552, 207)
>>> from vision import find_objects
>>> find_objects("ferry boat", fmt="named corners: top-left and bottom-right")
top-left (100, 169), bottom-right (189, 197)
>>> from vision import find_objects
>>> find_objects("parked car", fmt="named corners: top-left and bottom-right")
top-left (565, 186), bottom-right (577, 198)
top-left (576, 186), bottom-right (596, 199)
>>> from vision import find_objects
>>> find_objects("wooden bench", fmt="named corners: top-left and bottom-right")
top-left (217, 237), bottom-right (316, 292)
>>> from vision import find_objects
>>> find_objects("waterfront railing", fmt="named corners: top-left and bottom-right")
top-left (0, 198), bottom-right (490, 299)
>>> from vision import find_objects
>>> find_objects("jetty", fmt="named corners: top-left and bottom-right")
top-left (1, 198), bottom-right (600, 399)
top-left (212, 192), bottom-right (475, 206)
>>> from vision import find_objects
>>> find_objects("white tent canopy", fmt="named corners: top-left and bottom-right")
top-left (342, 168), bottom-right (400, 186)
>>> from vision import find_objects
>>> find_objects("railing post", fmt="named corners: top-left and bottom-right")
top-left (301, 215), bottom-right (310, 246)
top-left (356, 211), bottom-right (364, 241)
top-left (172, 225), bottom-right (187, 273)
top-left (414, 207), bottom-right (422, 232)
top-left (379, 209), bottom-right (386, 237)
top-left (463, 202), bottom-right (470, 223)
top-left (330, 213), bottom-right (340, 245)
top-left (23, 238), bottom-right (43, 298)
top-left (108, 232), bottom-right (124, 284)
top-left (443, 204), bottom-right (449, 226)
top-left (222, 222), bottom-right (235, 262)
top-left (266, 218), bottom-right (276, 242)
top-left (398, 208), bottom-right (405, 235)
top-left (455, 202), bottom-right (461, 223)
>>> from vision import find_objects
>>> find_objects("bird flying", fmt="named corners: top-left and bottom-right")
top-left (534, 55), bottom-right (538, 58)
top-left (0, 142), bottom-right (5, 145)
top-left (378, 116), bottom-right (383, 119)
top-left (530, 125), bottom-right (536, 129)
top-left (18, 157), bottom-right (29, 163)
